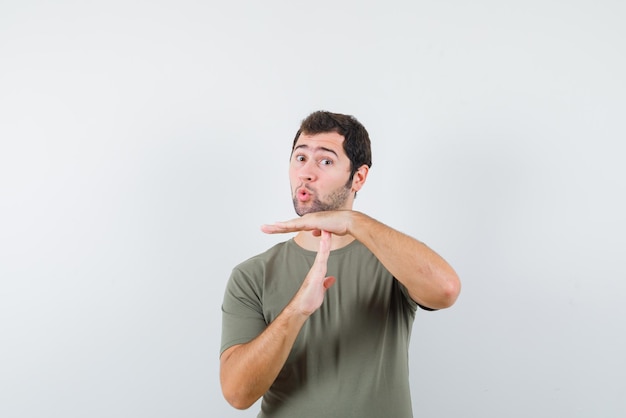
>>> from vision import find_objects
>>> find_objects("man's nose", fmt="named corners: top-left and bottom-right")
top-left (298, 172), bottom-right (314, 182)
top-left (298, 162), bottom-right (316, 182)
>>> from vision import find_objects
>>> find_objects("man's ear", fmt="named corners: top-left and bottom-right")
top-left (351, 164), bottom-right (369, 193)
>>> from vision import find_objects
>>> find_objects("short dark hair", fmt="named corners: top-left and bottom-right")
top-left (292, 110), bottom-right (372, 180)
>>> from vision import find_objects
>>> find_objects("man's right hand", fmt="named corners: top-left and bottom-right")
top-left (291, 230), bottom-right (336, 316)
top-left (220, 230), bottom-right (336, 409)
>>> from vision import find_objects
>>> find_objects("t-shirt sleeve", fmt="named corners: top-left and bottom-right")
top-left (395, 279), bottom-right (419, 313)
top-left (396, 279), bottom-right (438, 311)
top-left (220, 266), bottom-right (267, 355)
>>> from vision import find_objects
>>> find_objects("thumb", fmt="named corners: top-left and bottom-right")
top-left (323, 276), bottom-right (336, 289)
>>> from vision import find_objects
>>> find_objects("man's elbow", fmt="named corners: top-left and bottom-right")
top-left (220, 346), bottom-right (258, 410)
top-left (437, 272), bottom-right (461, 309)
top-left (443, 278), bottom-right (461, 308)
top-left (417, 271), bottom-right (461, 310)
top-left (225, 396), bottom-right (256, 411)
top-left (221, 383), bottom-right (258, 410)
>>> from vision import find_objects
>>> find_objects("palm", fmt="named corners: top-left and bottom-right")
top-left (294, 230), bottom-right (336, 316)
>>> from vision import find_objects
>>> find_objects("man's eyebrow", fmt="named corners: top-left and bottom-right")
top-left (293, 144), bottom-right (339, 158)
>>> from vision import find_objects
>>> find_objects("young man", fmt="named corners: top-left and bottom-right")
top-left (220, 111), bottom-right (461, 417)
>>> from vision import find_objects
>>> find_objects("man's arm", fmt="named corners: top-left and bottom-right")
top-left (220, 231), bottom-right (336, 410)
top-left (262, 211), bottom-right (461, 309)
top-left (350, 211), bottom-right (460, 309)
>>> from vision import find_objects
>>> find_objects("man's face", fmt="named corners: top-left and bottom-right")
top-left (289, 132), bottom-right (354, 216)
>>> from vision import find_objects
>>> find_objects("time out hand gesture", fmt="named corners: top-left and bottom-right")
top-left (291, 230), bottom-right (336, 316)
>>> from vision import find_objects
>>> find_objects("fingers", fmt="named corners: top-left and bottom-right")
top-left (312, 230), bottom-right (331, 274)
top-left (261, 221), bottom-right (321, 236)
top-left (262, 211), bottom-right (349, 236)
top-left (260, 223), bottom-right (283, 234)
top-left (260, 220), bottom-right (299, 234)
top-left (292, 231), bottom-right (336, 316)
top-left (261, 213), bottom-right (327, 235)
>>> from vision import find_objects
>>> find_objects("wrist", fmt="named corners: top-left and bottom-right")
top-left (283, 301), bottom-right (312, 324)
top-left (347, 210), bottom-right (368, 237)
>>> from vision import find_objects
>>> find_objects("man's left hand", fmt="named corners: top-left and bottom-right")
top-left (261, 211), bottom-right (354, 237)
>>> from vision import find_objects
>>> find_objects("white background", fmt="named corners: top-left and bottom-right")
top-left (1, 1), bottom-right (624, 417)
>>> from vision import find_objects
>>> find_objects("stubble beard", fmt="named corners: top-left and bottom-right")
top-left (292, 178), bottom-right (353, 216)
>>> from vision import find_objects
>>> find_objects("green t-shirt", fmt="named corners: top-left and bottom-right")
top-left (221, 238), bottom-right (418, 418)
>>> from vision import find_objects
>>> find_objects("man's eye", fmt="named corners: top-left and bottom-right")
top-left (320, 159), bottom-right (333, 166)
top-left (295, 155), bottom-right (305, 162)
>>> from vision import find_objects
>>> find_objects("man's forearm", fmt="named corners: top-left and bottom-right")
top-left (221, 231), bottom-right (335, 409)
top-left (349, 211), bottom-right (461, 309)
top-left (220, 304), bottom-right (308, 409)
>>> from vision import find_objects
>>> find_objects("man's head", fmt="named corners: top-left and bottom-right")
top-left (291, 111), bottom-right (372, 181)
top-left (289, 111), bottom-right (372, 216)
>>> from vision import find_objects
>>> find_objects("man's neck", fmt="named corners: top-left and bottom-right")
top-left (294, 231), bottom-right (355, 252)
